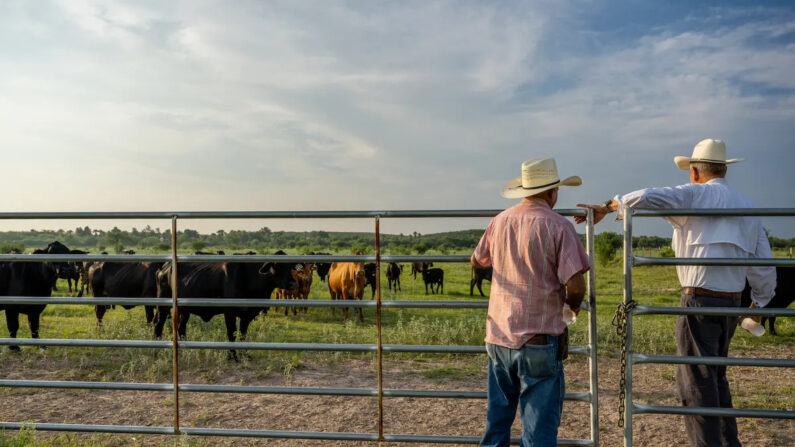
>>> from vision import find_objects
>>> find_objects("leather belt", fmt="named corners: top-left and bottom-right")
top-left (524, 334), bottom-right (549, 346)
top-left (682, 287), bottom-right (741, 300)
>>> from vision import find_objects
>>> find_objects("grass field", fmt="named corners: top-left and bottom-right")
top-left (0, 247), bottom-right (792, 446)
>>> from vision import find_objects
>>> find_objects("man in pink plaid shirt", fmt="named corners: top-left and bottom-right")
top-left (472, 158), bottom-right (590, 446)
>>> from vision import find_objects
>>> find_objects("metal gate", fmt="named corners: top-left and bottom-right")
top-left (620, 208), bottom-right (795, 446)
top-left (0, 209), bottom-right (598, 445)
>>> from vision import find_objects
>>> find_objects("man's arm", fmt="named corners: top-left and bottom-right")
top-left (746, 224), bottom-right (776, 308)
top-left (471, 253), bottom-right (486, 269)
top-left (565, 272), bottom-right (586, 314)
top-left (575, 184), bottom-right (694, 225)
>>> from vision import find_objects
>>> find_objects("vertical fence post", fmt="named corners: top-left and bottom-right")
top-left (374, 216), bottom-right (384, 442)
top-left (623, 209), bottom-right (634, 447)
top-left (170, 216), bottom-right (180, 434)
top-left (585, 209), bottom-right (599, 446)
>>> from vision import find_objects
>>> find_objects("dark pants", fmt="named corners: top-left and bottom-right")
top-left (676, 293), bottom-right (742, 447)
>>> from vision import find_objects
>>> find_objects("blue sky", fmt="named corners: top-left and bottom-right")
top-left (1, 1), bottom-right (793, 237)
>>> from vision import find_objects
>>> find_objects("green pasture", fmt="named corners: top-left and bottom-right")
top-left (0, 248), bottom-right (792, 383)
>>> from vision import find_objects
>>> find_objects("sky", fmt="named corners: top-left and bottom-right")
top-left (1, 0), bottom-right (794, 237)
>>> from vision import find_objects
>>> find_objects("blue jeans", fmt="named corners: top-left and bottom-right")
top-left (480, 339), bottom-right (565, 447)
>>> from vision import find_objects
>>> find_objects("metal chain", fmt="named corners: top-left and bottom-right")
top-left (612, 299), bottom-right (637, 428)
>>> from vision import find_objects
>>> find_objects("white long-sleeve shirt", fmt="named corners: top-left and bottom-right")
top-left (614, 178), bottom-right (776, 307)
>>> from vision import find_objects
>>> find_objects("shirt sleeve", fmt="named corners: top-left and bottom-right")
top-left (746, 224), bottom-right (776, 307)
top-left (614, 184), bottom-right (695, 220)
top-left (556, 222), bottom-right (591, 285)
top-left (472, 220), bottom-right (494, 267)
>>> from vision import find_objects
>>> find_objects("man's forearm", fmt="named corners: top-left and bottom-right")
top-left (565, 292), bottom-right (585, 310)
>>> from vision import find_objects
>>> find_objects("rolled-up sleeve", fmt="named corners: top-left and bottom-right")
top-left (747, 225), bottom-right (777, 307)
top-left (472, 221), bottom-right (494, 267)
top-left (556, 222), bottom-right (590, 284)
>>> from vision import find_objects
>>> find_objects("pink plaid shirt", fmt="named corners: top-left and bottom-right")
top-left (473, 199), bottom-right (590, 349)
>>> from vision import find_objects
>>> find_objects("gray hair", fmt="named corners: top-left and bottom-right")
top-left (691, 161), bottom-right (727, 177)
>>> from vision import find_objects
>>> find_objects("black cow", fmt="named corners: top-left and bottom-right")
top-left (3, 248), bottom-right (58, 351)
top-left (153, 251), bottom-right (297, 361)
top-left (470, 266), bottom-right (493, 297)
top-left (421, 267), bottom-right (444, 295)
top-left (195, 250), bottom-right (226, 255)
top-left (411, 262), bottom-right (433, 280)
top-left (386, 263), bottom-right (403, 292)
top-left (364, 263), bottom-right (377, 298)
top-left (88, 261), bottom-right (163, 325)
top-left (741, 266), bottom-right (794, 335)
top-left (313, 252), bottom-right (332, 282)
top-left (46, 241), bottom-right (86, 296)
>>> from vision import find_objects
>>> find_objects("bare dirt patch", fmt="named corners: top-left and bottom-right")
top-left (1, 348), bottom-right (793, 446)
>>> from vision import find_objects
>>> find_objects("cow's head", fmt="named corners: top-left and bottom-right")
top-left (259, 250), bottom-right (298, 290)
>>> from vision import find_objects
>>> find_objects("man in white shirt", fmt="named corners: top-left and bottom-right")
top-left (576, 139), bottom-right (776, 447)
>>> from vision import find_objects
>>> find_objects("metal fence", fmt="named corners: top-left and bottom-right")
top-left (0, 209), bottom-right (599, 446)
top-left (620, 208), bottom-right (795, 447)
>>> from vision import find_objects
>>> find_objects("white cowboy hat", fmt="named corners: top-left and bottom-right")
top-left (674, 138), bottom-right (744, 170)
top-left (501, 158), bottom-right (581, 199)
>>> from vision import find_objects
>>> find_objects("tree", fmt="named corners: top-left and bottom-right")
top-left (413, 242), bottom-right (429, 255)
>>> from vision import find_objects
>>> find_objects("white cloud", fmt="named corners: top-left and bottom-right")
top-left (0, 1), bottom-right (792, 236)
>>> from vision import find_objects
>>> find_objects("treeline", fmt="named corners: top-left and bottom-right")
top-left (1, 226), bottom-right (791, 255)
top-left (0, 226), bottom-right (485, 254)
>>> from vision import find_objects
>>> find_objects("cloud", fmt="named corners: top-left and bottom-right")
top-left (0, 1), bottom-right (792, 236)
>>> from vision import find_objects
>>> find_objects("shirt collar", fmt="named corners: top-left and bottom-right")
top-left (520, 198), bottom-right (552, 210)
top-left (706, 178), bottom-right (728, 185)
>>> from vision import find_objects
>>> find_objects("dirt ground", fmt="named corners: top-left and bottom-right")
top-left (0, 348), bottom-right (792, 447)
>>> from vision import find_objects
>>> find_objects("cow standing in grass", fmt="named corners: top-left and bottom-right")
top-left (421, 266), bottom-right (444, 295)
top-left (312, 252), bottom-right (332, 282)
top-left (470, 266), bottom-right (493, 297)
top-left (2, 245), bottom-right (63, 351)
top-left (386, 263), bottom-right (403, 292)
top-left (88, 261), bottom-right (163, 326)
top-left (328, 252), bottom-right (366, 322)
top-left (153, 251), bottom-right (297, 360)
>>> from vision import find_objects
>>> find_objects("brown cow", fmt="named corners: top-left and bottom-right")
top-left (411, 261), bottom-right (433, 280)
top-left (274, 263), bottom-right (314, 315)
top-left (328, 252), bottom-right (366, 322)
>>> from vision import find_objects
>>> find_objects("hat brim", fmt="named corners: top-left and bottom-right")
top-left (501, 175), bottom-right (582, 199)
top-left (674, 156), bottom-right (745, 171)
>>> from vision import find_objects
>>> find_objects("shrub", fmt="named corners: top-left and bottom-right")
top-left (595, 232), bottom-right (623, 265)
top-left (659, 246), bottom-right (675, 257)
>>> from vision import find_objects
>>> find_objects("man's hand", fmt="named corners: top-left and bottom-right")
top-left (574, 200), bottom-right (617, 225)
top-left (743, 302), bottom-right (762, 324)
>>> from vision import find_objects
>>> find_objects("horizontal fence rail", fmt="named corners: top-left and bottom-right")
top-left (0, 209), bottom-right (584, 219)
top-left (621, 208), bottom-right (795, 447)
top-left (0, 209), bottom-right (597, 446)
top-left (0, 422), bottom-right (594, 446)
top-left (0, 380), bottom-right (592, 401)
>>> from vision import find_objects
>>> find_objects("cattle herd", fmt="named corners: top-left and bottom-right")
top-left (2, 241), bottom-right (791, 358)
top-left (0, 242), bottom-right (478, 359)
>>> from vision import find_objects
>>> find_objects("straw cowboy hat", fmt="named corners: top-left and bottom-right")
top-left (501, 158), bottom-right (581, 199)
top-left (674, 138), bottom-right (744, 170)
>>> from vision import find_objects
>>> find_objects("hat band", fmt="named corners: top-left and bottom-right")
top-left (520, 179), bottom-right (560, 190)
top-left (689, 158), bottom-right (727, 164)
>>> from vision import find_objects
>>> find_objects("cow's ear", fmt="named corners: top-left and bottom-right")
top-left (259, 263), bottom-right (275, 275)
